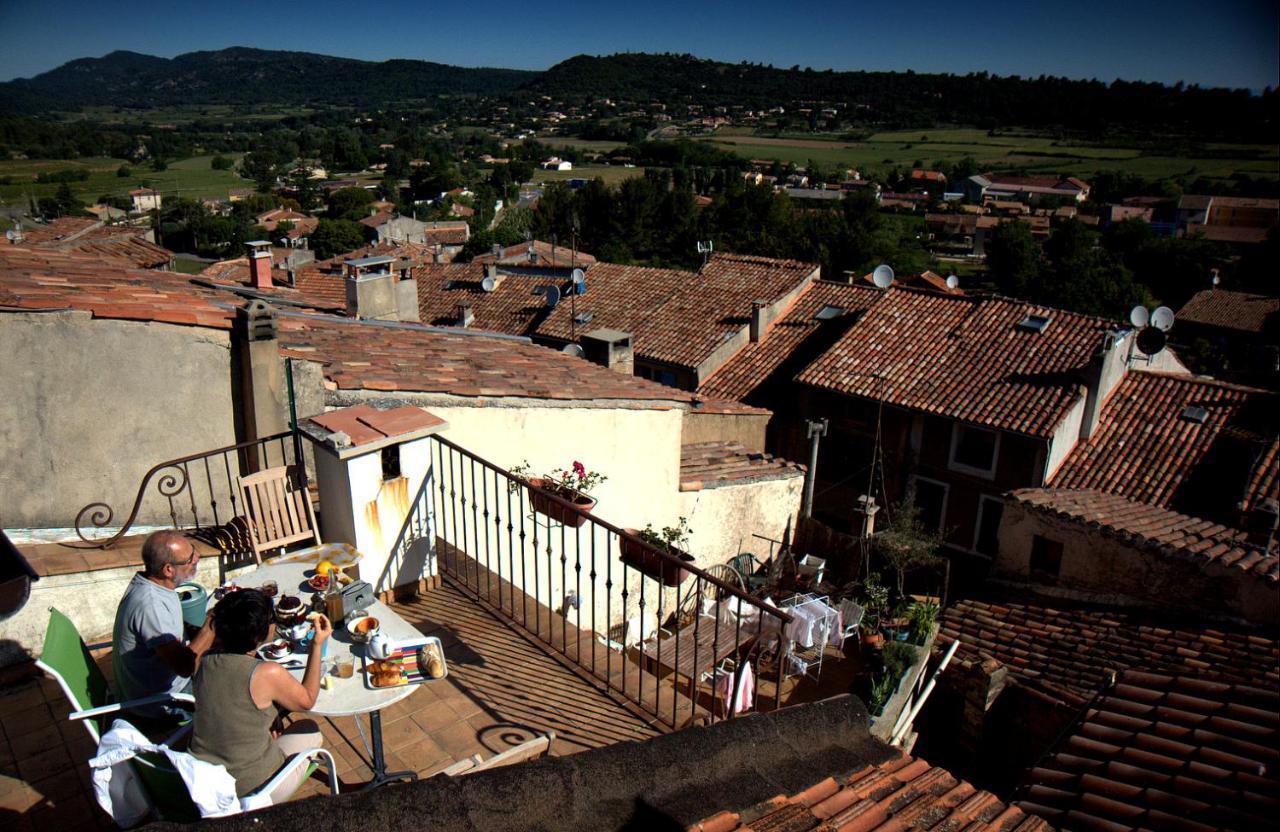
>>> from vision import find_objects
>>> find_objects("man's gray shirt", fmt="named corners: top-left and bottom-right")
top-left (112, 573), bottom-right (190, 716)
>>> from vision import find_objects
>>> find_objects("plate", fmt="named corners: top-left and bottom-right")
top-left (361, 636), bottom-right (447, 689)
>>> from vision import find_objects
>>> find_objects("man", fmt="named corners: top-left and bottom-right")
top-left (111, 530), bottom-right (215, 724)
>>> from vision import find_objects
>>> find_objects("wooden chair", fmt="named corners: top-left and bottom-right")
top-left (237, 465), bottom-right (320, 564)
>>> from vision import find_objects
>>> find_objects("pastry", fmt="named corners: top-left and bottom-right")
top-left (369, 660), bottom-right (397, 674)
top-left (372, 670), bottom-right (401, 687)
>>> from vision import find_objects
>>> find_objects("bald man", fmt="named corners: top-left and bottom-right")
top-left (111, 530), bottom-right (216, 724)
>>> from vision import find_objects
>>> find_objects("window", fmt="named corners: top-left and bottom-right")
top-left (950, 424), bottom-right (1000, 477)
top-left (974, 496), bottom-right (1004, 557)
top-left (912, 478), bottom-right (948, 532)
top-left (1029, 535), bottom-right (1063, 582)
top-left (381, 445), bottom-right (401, 481)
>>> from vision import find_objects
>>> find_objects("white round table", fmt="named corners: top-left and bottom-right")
top-left (208, 559), bottom-right (425, 788)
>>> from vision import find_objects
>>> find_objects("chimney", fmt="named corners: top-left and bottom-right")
top-left (1247, 499), bottom-right (1279, 553)
top-left (750, 299), bottom-right (769, 342)
top-left (344, 256), bottom-right (399, 321)
top-left (246, 240), bottom-right (273, 290)
top-left (231, 299), bottom-right (287, 467)
top-left (433, 246), bottom-right (443, 265)
top-left (457, 303), bottom-right (475, 328)
top-left (1079, 331), bottom-right (1129, 441)
top-left (580, 329), bottom-right (634, 374)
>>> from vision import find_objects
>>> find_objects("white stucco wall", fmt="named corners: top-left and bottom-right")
top-left (1043, 393), bottom-right (1086, 483)
top-left (678, 476), bottom-right (805, 569)
top-left (0, 311), bottom-right (238, 529)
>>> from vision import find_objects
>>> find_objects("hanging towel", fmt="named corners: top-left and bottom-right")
top-left (733, 661), bottom-right (755, 713)
top-left (91, 719), bottom-right (241, 822)
top-left (828, 609), bottom-right (845, 649)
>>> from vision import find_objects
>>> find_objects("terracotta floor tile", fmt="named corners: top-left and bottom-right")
top-left (0, 702), bottom-right (54, 741)
top-left (29, 768), bottom-right (84, 803)
top-left (27, 792), bottom-right (96, 829)
top-left (391, 734), bottom-right (451, 774)
top-left (0, 780), bottom-right (39, 812)
top-left (379, 715), bottom-right (429, 754)
top-left (429, 720), bottom-right (484, 758)
top-left (10, 724), bottom-right (65, 761)
top-left (410, 702), bottom-right (467, 735)
top-left (15, 746), bottom-right (73, 783)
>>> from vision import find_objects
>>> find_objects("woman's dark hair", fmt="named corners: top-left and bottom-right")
top-left (212, 589), bottom-right (274, 654)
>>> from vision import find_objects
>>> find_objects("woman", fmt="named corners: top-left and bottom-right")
top-left (189, 588), bottom-right (331, 798)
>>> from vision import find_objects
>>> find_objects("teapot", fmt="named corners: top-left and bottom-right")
top-left (367, 631), bottom-right (394, 661)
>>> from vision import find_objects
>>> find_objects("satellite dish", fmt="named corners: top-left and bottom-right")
top-left (1151, 306), bottom-right (1175, 332)
top-left (1136, 326), bottom-right (1167, 356)
top-left (1128, 305), bottom-right (1149, 328)
top-left (4, 229), bottom-right (15, 242)
top-left (871, 264), bottom-right (895, 289)
top-left (945, 274), bottom-right (959, 289)
top-left (481, 275), bottom-right (497, 292)
top-left (543, 286), bottom-right (561, 309)
top-left (561, 343), bottom-right (585, 358)
top-left (571, 267), bottom-right (586, 295)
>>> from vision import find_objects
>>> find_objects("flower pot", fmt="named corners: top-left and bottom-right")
top-left (861, 630), bottom-right (885, 650)
top-left (620, 530), bottom-right (696, 586)
top-left (527, 478), bottom-right (596, 528)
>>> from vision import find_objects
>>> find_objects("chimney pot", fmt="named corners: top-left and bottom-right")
top-left (750, 299), bottom-right (769, 342)
top-left (245, 241), bottom-right (273, 290)
top-left (457, 303), bottom-right (475, 328)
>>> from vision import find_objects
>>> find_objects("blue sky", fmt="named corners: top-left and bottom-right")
top-left (1, 0), bottom-right (1276, 89)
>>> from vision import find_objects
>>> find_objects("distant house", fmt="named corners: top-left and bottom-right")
top-left (1177, 288), bottom-right (1280, 387)
top-left (965, 174), bottom-right (1089, 205)
top-left (541, 157), bottom-right (572, 171)
top-left (228, 188), bottom-right (255, 202)
top-left (129, 188), bottom-right (162, 213)
top-left (1176, 195), bottom-right (1278, 245)
top-left (359, 213), bottom-right (470, 252)
top-left (256, 208), bottom-right (319, 248)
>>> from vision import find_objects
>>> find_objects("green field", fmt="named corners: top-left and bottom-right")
top-left (0, 154), bottom-right (247, 207)
top-left (691, 128), bottom-right (1279, 183)
top-left (532, 164), bottom-right (647, 186)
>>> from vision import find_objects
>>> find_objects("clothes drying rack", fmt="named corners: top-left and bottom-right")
top-left (779, 592), bottom-right (839, 682)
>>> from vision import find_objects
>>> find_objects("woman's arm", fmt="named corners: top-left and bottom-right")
top-left (251, 615), bottom-right (333, 712)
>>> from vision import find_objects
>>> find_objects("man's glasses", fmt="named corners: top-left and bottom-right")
top-left (170, 547), bottom-right (198, 568)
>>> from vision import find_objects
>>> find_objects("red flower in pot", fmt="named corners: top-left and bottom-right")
top-left (510, 460), bottom-right (607, 528)
top-left (619, 517), bottom-right (696, 586)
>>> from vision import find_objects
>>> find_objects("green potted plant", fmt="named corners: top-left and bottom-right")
top-left (621, 517), bottom-right (696, 586)
top-left (874, 499), bottom-right (945, 598)
top-left (867, 672), bottom-right (895, 716)
top-left (859, 572), bottom-right (889, 649)
top-left (510, 461), bottom-right (606, 528)
top-left (907, 600), bottom-right (939, 645)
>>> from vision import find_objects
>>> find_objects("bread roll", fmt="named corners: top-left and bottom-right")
top-left (372, 670), bottom-right (401, 687)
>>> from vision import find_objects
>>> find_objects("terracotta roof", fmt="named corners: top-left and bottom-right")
top-left (986, 175), bottom-right (1088, 193)
top-left (1017, 669), bottom-right (1279, 832)
top-left (1010, 488), bottom-right (1278, 583)
top-left (540, 252), bottom-right (818, 371)
top-left (1, 246), bottom-right (763, 411)
top-left (797, 288), bottom-right (1111, 438)
top-left (1185, 223), bottom-right (1272, 244)
top-left (415, 263), bottom-right (545, 333)
top-left (1178, 289), bottom-right (1280, 335)
top-left (1050, 371), bottom-right (1278, 514)
top-left (305, 404), bottom-right (445, 446)
top-left (275, 313), bottom-right (759, 407)
top-left (473, 239), bottom-right (597, 268)
top-left (857, 269), bottom-right (963, 295)
top-left (700, 281), bottom-right (879, 401)
top-left (938, 598), bottom-right (1280, 705)
top-left (679, 441), bottom-right (805, 490)
top-left (910, 169), bottom-right (947, 182)
top-left (16, 218), bottom-right (173, 269)
top-left (199, 257), bottom-right (346, 311)
top-left (358, 210), bottom-right (394, 228)
top-left (0, 246), bottom-right (233, 329)
top-left (422, 223), bottom-right (469, 246)
top-left (696, 751), bottom-right (1053, 832)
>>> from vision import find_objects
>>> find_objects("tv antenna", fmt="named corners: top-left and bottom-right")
top-left (696, 240), bottom-right (714, 266)
top-left (871, 264), bottom-right (895, 289)
top-left (1130, 305), bottom-right (1175, 357)
top-left (1128, 305), bottom-right (1149, 329)
top-left (945, 274), bottom-right (959, 290)
top-left (1151, 306), bottom-right (1175, 332)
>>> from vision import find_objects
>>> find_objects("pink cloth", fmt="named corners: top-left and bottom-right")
top-left (716, 662), bottom-right (755, 715)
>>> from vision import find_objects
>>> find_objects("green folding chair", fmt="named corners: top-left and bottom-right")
top-left (36, 607), bottom-right (200, 823)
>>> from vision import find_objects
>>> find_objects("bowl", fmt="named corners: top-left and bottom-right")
top-left (348, 615), bottom-right (380, 643)
top-left (307, 574), bottom-right (331, 592)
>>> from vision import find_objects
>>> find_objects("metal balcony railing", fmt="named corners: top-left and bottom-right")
top-left (69, 431), bottom-right (299, 559)
top-left (391, 434), bottom-right (793, 730)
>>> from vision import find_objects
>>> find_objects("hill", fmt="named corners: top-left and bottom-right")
top-left (0, 47), bottom-right (535, 112)
top-left (527, 53), bottom-right (1276, 139)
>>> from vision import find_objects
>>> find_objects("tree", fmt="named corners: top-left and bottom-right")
top-left (210, 155), bottom-right (233, 171)
top-left (987, 220), bottom-right (1041, 298)
top-left (309, 219), bottom-right (367, 259)
top-left (327, 186), bottom-right (374, 221)
top-left (116, 164), bottom-right (131, 178)
top-left (874, 498), bottom-right (945, 598)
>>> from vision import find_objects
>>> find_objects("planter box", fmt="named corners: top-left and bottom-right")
top-left (527, 478), bottom-right (596, 528)
top-left (620, 530), bottom-right (695, 586)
